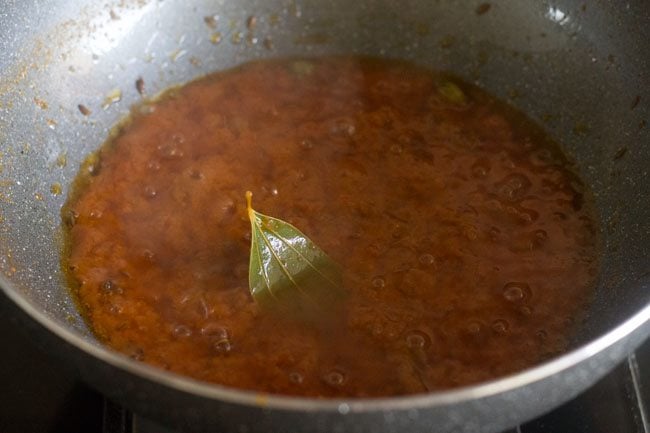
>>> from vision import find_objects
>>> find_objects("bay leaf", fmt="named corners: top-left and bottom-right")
top-left (246, 191), bottom-right (345, 317)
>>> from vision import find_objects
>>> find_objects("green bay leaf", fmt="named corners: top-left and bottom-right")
top-left (246, 191), bottom-right (345, 318)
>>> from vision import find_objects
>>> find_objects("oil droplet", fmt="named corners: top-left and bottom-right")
top-left (245, 34), bottom-right (258, 46)
top-left (371, 277), bottom-right (386, 288)
top-left (246, 16), bottom-right (257, 30)
top-left (102, 88), bottom-right (122, 109)
top-left (210, 32), bottom-right (222, 44)
top-left (438, 81), bottom-right (466, 105)
top-left (491, 319), bottom-right (509, 334)
top-left (169, 49), bottom-right (187, 63)
top-left (503, 282), bottom-right (530, 302)
top-left (406, 330), bottom-right (431, 349)
top-left (34, 97), bottom-right (49, 110)
top-left (204, 15), bottom-right (218, 29)
top-left (323, 370), bottom-right (345, 387)
top-left (231, 31), bottom-right (243, 44)
top-left (50, 183), bottom-right (62, 196)
top-left (291, 60), bottom-right (315, 76)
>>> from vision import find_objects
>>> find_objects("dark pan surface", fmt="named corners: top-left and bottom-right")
top-left (0, 1), bottom-right (648, 432)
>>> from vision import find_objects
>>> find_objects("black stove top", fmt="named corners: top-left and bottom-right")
top-left (2, 310), bottom-right (648, 433)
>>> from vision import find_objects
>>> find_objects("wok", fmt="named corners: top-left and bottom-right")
top-left (0, 0), bottom-right (648, 432)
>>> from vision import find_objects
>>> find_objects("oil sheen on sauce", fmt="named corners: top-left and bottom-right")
top-left (63, 57), bottom-right (599, 397)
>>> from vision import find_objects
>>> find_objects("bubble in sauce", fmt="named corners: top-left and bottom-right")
top-left (203, 324), bottom-right (232, 354)
top-left (330, 118), bottom-right (356, 136)
top-left (471, 160), bottom-right (490, 178)
top-left (418, 253), bottom-right (435, 266)
top-left (488, 226), bottom-right (502, 242)
top-left (108, 300), bottom-right (124, 315)
top-left (371, 277), bottom-right (386, 288)
top-left (323, 370), bottom-right (346, 387)
top-left (142, 249), bottom-right (155, 262)
top-left (491, 319), bottom-right (509, 334)
top-left (406, 330), bottom-right (431, 349)
top-left (201, 324), bottom-right (229, 339)
top-left (496, 173), bottom-right (532, 202)
top-left (173, 325), bottom-right (192, 338)
top-left (157, 135), bottom-right (185, 160)
top-left (101, 280), bottom-right (122, 294)
top-left (502, 282), bottom-right (530, 302)
top-left (189, 169), bottom-right (204, 180)
top-left (519, 305), bottom-right (533, 316)
top-left (129, 348), bottom-right (145, 361)
top-left (289, 372), bottom-right (304, 384)
top-left (390, 143), bottom-right (403, 154)
top-left (533, 229), bottom-right (548, 244)
top-left (213, 338), bottom-right (232, 354)
top-left (466, 321), bottom-right (483, 335)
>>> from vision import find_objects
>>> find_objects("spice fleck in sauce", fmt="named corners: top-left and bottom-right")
top-left (63, 57), bottom-right (599, 397)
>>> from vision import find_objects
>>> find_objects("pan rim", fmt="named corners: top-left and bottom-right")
top-left (1, 274), bottom-right (648, 412)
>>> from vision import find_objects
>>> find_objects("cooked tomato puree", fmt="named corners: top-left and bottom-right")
top-left (64, 57), bottom-right (599, 397)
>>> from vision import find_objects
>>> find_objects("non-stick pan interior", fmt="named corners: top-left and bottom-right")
top-left (0, 0), bottom-right (648, 359)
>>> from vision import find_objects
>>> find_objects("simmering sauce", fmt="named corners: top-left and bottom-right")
top-left (63, 57), bottom-right (599, 397)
